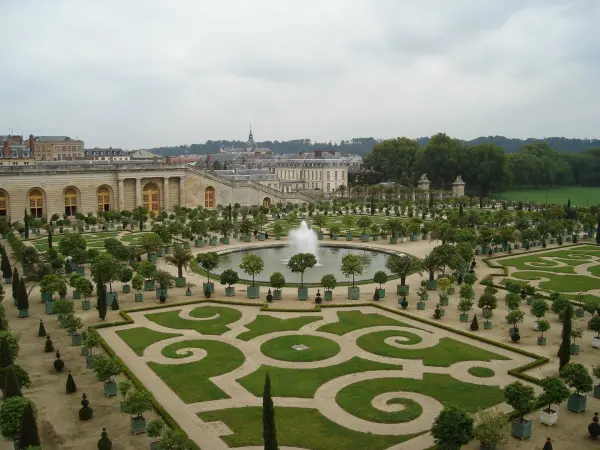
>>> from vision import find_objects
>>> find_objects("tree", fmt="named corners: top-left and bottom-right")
top-left (356, 216), bottom-right (372, 235)
top-left (1, 252), bottom-right (12, 280)
top-left (462, 143), bottom-right (509, 203)
top-left (91, 355), bottom-right (122, 383)
top-left (97, 283), bottom-right (108, 320)
top-left (530, 297), bottom-right (549, 322)
top-left (38, 319), bottom-right (46, 337)
top-left (239, 254), bottom-right (264, 287)
top-left (97, 427), bottom-right (112, 450)
top-left (340, 254), bottom-right (364, 288)
top-left (124, 389), bottom-right (153, 419)
top-left (561, 362), bottom-right (593, 396)
top-left (321, 274), bottom-right (337, 292)
top-left (504, 381), bottom-right (536, 423)
top-left (506, 309), bottom-right (524, 330)
top-left (558, 302), bottom-right (573, 370)
top-left (539, 377), bottom-right (570, 413)
top-left (341, 214), bottom-right (355, 235)
top-left (421, 251), bottom-right (443, 282)
top-left (473, 409), bottom-right (509, 450)
top-left (262, 373), bottom-right (279, 450)
top-left (287, 253), bottom-right (317, 288)
top-left (165, 243), bottom-right (193, 279)
top-left (219, 269), bottom-right (239, 288)
top-left (269, 272), bottom-right (285, 290)
top-left (363, 137), bottom-right (419, 183)
top-left (385, 254), bottom-right (422, 286)
top-left (311, 214), bottom-right (326, 232)
top-left (196, 252), bottom-right (219, 284)
top-left (16, 279), bottom-right (28, 312)
top-left (3, 365), bottom-right (22, 399)
top-left (373, 271), bottom-right (388, 289)
top-left (430, 406), bottom-right (473, 450)
top-left (58, 233), bottom-right (87, 258)
top-left (139, 233), bottom-right (164, 256)
top-left (0, 396), bottom-right (29, 438)
top-left (132, 206), bottom-right (149, 231)
top-left (137, 261), bottom-right (157, 282)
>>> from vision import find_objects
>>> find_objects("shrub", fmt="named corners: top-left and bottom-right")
top-left (124, 389), bottom-right (153, 418)
top-left (539, 377), bottom-right (570, 412)
top-left (37, 320), bottom-right (46, 338)
top-left (53, 350), bottom-right (65, 372)
top-left (431, 406), bottom-right (474, 450)
top-left (97, 427), bottom-right (112, 450)
top-left (78, 393), bottom-right (93, 421)
top-left (44, 335), bottom-right (54, 353)
top-left (504, 381), bottom-right (536, 423)
top-left (561, 362), bottom-right (593, 395)
top-left (473, 409), bottom-right (509, 450)
top-left (470, 315), bottom-right (479, 331)
top-left (0, 396), bottom-right (29, 438)
top-left (3, 365), bottom-right (22, 399)
top-left (66, 371), bottom-right (77, 394)
top-left (18, 402), bottom-right (40, 448)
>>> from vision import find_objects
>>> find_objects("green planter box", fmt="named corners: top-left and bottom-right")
top-left (258, 233), bottom-right (265, 241)
top-left (148, 253), bottom-right (157, 263)
top-left (593, 385), bottom-right (600, 399)
top-left (420, 293), bottom-right (429, 301)
top-left (18, 309), bottom-right (29, 318)
top-left (195, 239), bottom-right (204, 248)
top-left (439, 296), bottom-right (449, 306)
top-left (397, 284), bottom-right (409, 296)
top-left (75, 266), bottom-right (85, 276)
top-left (459, 313), bottom-right (468, 322)
top-left (82, 299), bottom-right (91, 310)
top-left (185, 288), bottom-right (192, 296)
top-left (86, 354), bottom-right (95, 369)
top-left (122, 285), bottom-right (131, 293)
top-left (4, 277), bottom-right (11, 284)
top-left (421, 234), bottom-right (427, 240)
top-left (273, 289), bottom-right (282, 300)
top-left (144, 280), bottom-right (156, 291)
top-left (576, 308), bottom-right (585, 318)
top-left (426, 279), bottom-right (437, 290)
top-left (73, 291), bottom-right (81, 299)
top-left (210, 237), bottom-right (218, 246)
top-left (156, 249), bottom-right (165, 257)
top-left (135, 293), bottom-right (144, 303)
top-left (155, 288), bottom-right (168, 300)
top-left (41, 292), bottom-right (52, 304)
top-left (203, 282), bottom-right (215, 294)
top-left (348, 286), bottom-right (360, 300)
top-left (372, 235), bottom-right (378, 241)
top-left (275, 234), bottom-right (281, 240)
top-left (175, 277), bottom-right (186, 288)
top-left (222, 237), bottom-right (230, 244)
top-left (104, 381), bottom-right (117, 397)
top-left (570, 344), bottom-right (580, 355)
top-left (410, 234), bottom-right (418, 241)
top-left (538, 336), bottom-right (547, 345)
top-left (346, 234), bottom-right (353, 241)
top-left (317, 232), bottom-right (323, 240)
top-left (511, 419), bottom-right (532, 440)
top-left (297, 287), bottom-right (308, 301)
top-left (247, 286), bottom-right (260, 299)
top-left (164, 246), bottom-right (171, 254)
top-left (447, 286), bottom-right (455, 295)
top-left (324, 290), bottom-right (333, 301)
top-left (225, 287), bottom-right (235, 297)
top-left (81, 346), bottom-right (89, 356)
top-left (567, 393), bottom-right (587, 413)
top-left (131, 416), bottom-right (147, 435)
top-left (71, 333), bottom-right (82, 346)
top-left (390, 237), bottom-right (398, 244)
top-left (106, 292), bottom-right (117, 306)
top-left (361, 234), bottom-right (368, 242)
top-left (376, 288), bottom-right (385, 299)
top-left (484, 321), bottom-right (492, 329)
top-left (417, 301), bottom-right (425, 310)
top-left (45, 301), bottom-right (55, 315)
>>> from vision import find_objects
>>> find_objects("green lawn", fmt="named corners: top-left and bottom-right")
top-left (260, 335), bottom-right (340, 362)
top-left (145, 306), bottom-right (242, 335)
top-left (236, 315), bottom-right (323, 341)
top-left (198, 407), bottom-right (421, 450)
top-left (336, 373), bottom-right (505, 422)
top-left (512, 271), bottom-right (600, 292)
top-left (116, 327), bottom-right (181, 356)
top-left (148, 339), bottom-right (245, 403)
top-left (317, 310), bottom-right (417, 335)
top-left (498, 247), bottom-right (600, 274)
top-left (468, 367), bottom-right (496, 378)
top-left (494, 187), bottom-right (600, 206)
top-left (237, 357), bottom-right (401, 398)
top-left (356, 336), bottom-right (509, 367)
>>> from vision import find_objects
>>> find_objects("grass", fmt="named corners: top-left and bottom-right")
top-left (498, 247), bottom-right (600, 274)
top-left (145, 306), bottom-right (242, 335)
top-left (493, 187), bottom-right (600, 206)
top-left (511, 271), bottom-right (600, 292)
top-left (148, 339), bottom-right (245, 403)
top-left (317, 310), bottom-right (417, 335)
top-left (198, 407), bottom-right (420, 450)
top-left (336, 373), bottom-right (505, 419)
top-left (236, 315), bottom-right (323, 341)
top-left (260, 335), bottom-right (341, 362)
top-left (338, 394), bottom-right (422, 424)
top-left (356, 336), bottom-right (509, 367)
top-left (468, 367), bottom-right (496, 378)
top-left (237, 357), bottom-right (401, 398)
top-left (116, 327), bottom-right (181, 356)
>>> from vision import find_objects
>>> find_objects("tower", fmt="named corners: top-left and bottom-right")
top-left (247, 123), bottom-right (257, 150)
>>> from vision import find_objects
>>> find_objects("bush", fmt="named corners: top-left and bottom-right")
top-left (431, 406), bottom-right (474, 450)
top-left (97, 427), bottom-right (112, 450)
top-left (78, 393), bottom-right (93, 421)
top-left (470, 315), bottom-right (479, 331)
top-left (53, 350), bottom-right (65, 372)
top-left (18, 402), bottom-right (40, 448)
top-left (44, 335), bottom-right (54, 353)
top-left (473, 409), bottom-right (509, 450)
top-left (66, 371), bottom-right (77, 394)
top-left (37, 320), bottom-right (46, 337)
top-left (561, 362), bottom-right (593, 395)
top-left (0, 396), bottom-right (29, 438)
top-left (511, 332), bottom-right (521, 342)
top-left (504, 381), bottom-right (536, 422)
top-left (111, 296), bottom-right (119, 310)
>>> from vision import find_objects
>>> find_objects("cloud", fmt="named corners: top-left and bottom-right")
top-left (0, 0), bottom-right (598, 147)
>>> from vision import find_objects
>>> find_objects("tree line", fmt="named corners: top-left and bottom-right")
top-left (361, 134), bottom-right (600, 198)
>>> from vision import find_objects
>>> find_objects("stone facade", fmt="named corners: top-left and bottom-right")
top-left (452, 176), bottom-right (466, 198)
top-left (0, 163), bottom-right (305, 221)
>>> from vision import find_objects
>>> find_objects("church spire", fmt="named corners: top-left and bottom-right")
top-left (247, 122), bottom-right (257, 150)
top-left (249, 122), bottom-right (253, 140)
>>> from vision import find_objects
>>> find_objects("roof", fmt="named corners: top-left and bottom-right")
top-left (129, 149), bottom-right (162, 159)
top-left (34, 136), bottom-right (82, 142)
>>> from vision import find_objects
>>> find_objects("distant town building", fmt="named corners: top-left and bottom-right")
top-left (84, 147), bottom-right (130, 161)
top-left (28, 135), bottom-right (85, 161)
top-left (219, 126), bottom-right (272, 155)
top-left (0, 135), bottom-right (34, 166)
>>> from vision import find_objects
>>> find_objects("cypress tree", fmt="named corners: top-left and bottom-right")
top-left (4, 365), bottom-right (23, 399)
top-left (459, 202), bottom-right (464, 217)
top-left (38, 319), bottom-right (46, 337)
top-left (23, 209), bottom-right (30, 240)
top-left (262, 373), bottom-right (279, 450)
top-left (66, 371), bottom-right (77, 394)
top-left (558, 302), bottom-right (573, 371)
top-left (16, 278), bottom-right (28, 312)
top-left (370, 196), bottom-right (375, 216)
top-left (0, 337), bottom-right (13, 388)
top-left (1, 252), bottom-right (11, 280)
top-left (97, 283), bottom-right (107, 320)
top-left (597, 215), bottom-right (600, 245)
top-left (48, 228), bottom-right (53, 249)
top-left (12, 267), bottom-right (19, 301)
top-left (18, 402), bottom-right (40, 449)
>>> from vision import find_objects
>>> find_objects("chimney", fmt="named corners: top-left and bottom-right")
top-left (206, 153), bottom-right (211, 168)
top-left (315, 150), bottom-right (322, 158)
top-left (3, 140), bottom-right (9, 158)
top-left (29, 134), bottom-right (35, 155)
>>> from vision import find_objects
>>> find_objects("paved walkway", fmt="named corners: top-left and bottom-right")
top-left (98, 303), bottom-right (535, 450)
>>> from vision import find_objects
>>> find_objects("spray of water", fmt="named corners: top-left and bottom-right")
top-left (287, 220), bottom-right (319, 258)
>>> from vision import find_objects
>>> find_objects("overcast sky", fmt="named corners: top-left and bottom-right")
top-left (1, 0), bottom-right (599, 148)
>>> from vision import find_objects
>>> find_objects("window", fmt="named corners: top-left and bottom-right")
top-left (29, 189), bottom-right (44, 218)
top-left (143, 183), bottom-right (160, 214)
top-left (327, 183), bottom-right (330, 193)
top-left (204, 186), bottom-right (215, 208)
top-left (0, 190), bottom-right (7, 217)
top-left (327, 171), bottom-right (330, 181)
top-left (97, 187), bottom-right (110, 212)
top-left (64, 188), bottom-right (77, 216)
top-left (335, 171), bottom-right (338, 181)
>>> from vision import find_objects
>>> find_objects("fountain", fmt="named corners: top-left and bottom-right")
top-left (288, 220), bottom-right (319, 257)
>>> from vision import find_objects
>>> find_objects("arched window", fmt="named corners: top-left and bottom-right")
top-left (205, 186), bottom-right (215, 208)
top-left (97, 187), bottom-right (110, 212)
top-left (29, 189), bottom-right (44, 218)
top-left (0, 190), bottom-right (7, 217)
top-left (143, 183), bottom-right (160, 214)
top-left (64, 188), bottom-right (78, 216)
top-left (263, 197), bottom-right (271, 209)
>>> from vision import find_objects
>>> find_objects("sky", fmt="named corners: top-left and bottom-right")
top-left (1, 0), bottom-right (599, 149)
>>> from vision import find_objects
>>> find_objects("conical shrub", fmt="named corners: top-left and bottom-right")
top-left (97, 427), bottom-right (112, 449)
top-left (66, 371), bottom-right (77, 394)
top-left (18, 402), bottom-right (40, 448)
top-left (4, 365), bottom-right (23, 399)
top-left (38, 319), bottom-right (46, 337)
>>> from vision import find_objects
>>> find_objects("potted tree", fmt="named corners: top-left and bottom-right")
top-left (239, 254), bottom-right (264, 299)
top-left (16, 278), bottom-right (29, 318)
top-left (118, 380), bottom-right (132, 413)
top-left (321, 274), bottom-right (337, 301)
top-left (386, 254), bottom-right (422, 296)
top-left (138, 262), bottom-right (157, 291)
top-left (591, 316), bottom-right (600, 348)
top-left (373, 271), bottom-right (387, 298)
top-left (570, 328), bottom-right (583, 355)
top-left (430, 406), bottom-right (474, 450)
top-left (83, 332), bottom-right (100, 368)
top-left (40, 274), bottom-right (64, 304)
top-left (458, 298), bottom-right (473, 323)
top-left (342, 214), bottom-right (355, 240)
top-left (91, 354), bottom-right (123, 397)
top-left (196, 252), bottom-right (219, 294)
top-left (132, 274), bottom-right (145, 302)
top-left (562, 362), bottom-right (593, 413)
top-left (312, 214), bottom-right (326, 240)
top-left (417, 281), bottom-right (428, 310)
top-left (530, 297), bottom-right (549, 330)
top-left (185, 281), bottom-right (195, 296)
top-left (329, 225), bottom-right (340, 240)
top-left (592, 365), bottom-right (600, 398)
top-left (504, 381), bottom-right (535, 439)
top-left (70, 274), bottom-right (82, 299)
top-left (421, 251), bottom-right (442, 290)
top-left (506, 309), bottom-right (524, 337)
top-left (165, 242), bottom-right (193, 288)
top-left (153, 270), bottom-right (173, 300)
top-left (220, 269), bottom-right (239, 297)
top-left (357, 216), bottom-right (372, 242)
top-left (287, 253), bottom-right (317, 301)
top-left (537, 319), bottom-right (550, 345)
top-left (473, 409), bottom-right (509, 450)
top-left (273, 222), bottom-right (284, 240)
top-left (437, 277), bottom-right (451, 306)
top-left (124, 389), bottom-right (154, 434)
top-left (147, 419), bottom-right (165, 450)
top-left (140, 233), bottom-right (163, 263)
top-left (370, 223), bottom-right (380, 241)
top-left (341, 254), bottom-right (364, 300)
top-left (270, 272), bottom-right (285, 300)
top-left (538, 376), bottom-right (570, 426)
top-left (65, 314), bottom-right (83, 346)
top-left (118, 266), bottom-right (133, 294)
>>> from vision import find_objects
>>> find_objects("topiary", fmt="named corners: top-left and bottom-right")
top-left (66, 371), bottom-right (77, 394)
top-left (470, 315), bottom-right (479, 331)
top-left (511, 332), bottom-right (521, 342)
top-left (373, 290), bottom-right (380, 301)
top-left (97, 427), bottom-right (112, 450)
top-left (315, 290), bottom-right (322, 304)
top-left (400, 297), bottom-right (408, 309)
top-left (3, 365), bottom-right (22, 400)
top-left (18, 402), bottom-right (40, 448)
top-left (78, 393), bottom-right (93, 421)
top-left (434, 305), bottom-right (442, 320)
top-left (53, 350), bottom-right (65, 372)
top-left (203, 286), bottom-right (211, 299)
top-left (110, 296), bottom-right (119, 310)
top-left (37, 320), bottom-right (46, 338)
top-left (266, 289), bottom-right (273, 303)
top-left (44, 335), bottom-right (54, 353)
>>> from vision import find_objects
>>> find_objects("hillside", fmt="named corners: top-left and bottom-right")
top-left (146, 136), bottom-right (600, 157)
